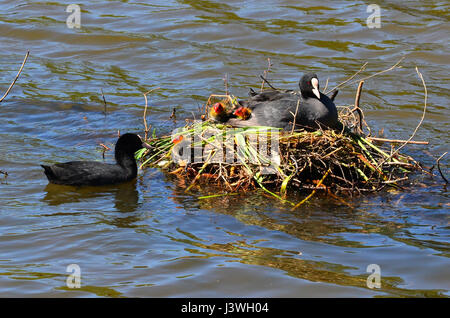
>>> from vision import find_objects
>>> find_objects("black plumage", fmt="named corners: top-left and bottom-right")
top-left (41, 133), bottom-right (144, 186)
top-left (230, 73), bottom-right (339, 131)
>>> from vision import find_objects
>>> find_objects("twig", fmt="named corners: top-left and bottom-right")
top-left (351, 80), bottom-right (364, 134)
top-left (367, 137), bottom-right (428, 145)
top-left (99, 143), bottom-right (110, 151)
top-left (382, 177), bottom-right (408, 184)
top-left (349, 57), bottom-right (404, 87)
top-left (223, 73), bottom-right (229, 96)
top-left (0, 51), bottom-right (30, 103)
top-left (290, 99), bottom-right (300, 134)
top-left (205, 94), bottom-right (236, 112)
top-left (325, 61), bottom-right (368, 94)
top-left (143, 87), bottom-right (160, 141)
top-left (323, 77), bottom-right (329, 93)
top-left (354, 81), bottom-right (364, 109)
top-left (436, 152), bottom-right (448, 184)
top-left (321, 146), bottom-right (343, 159)
top-left (260, 58), bottom-right (272, 91)
top-left (386, 67), bottom-right (427, 163)
top-left (101, 89), bottom-right (107, 115)
top-left (99, 143), bottom-right (110, 159)
top-left (325, 57), bottom-right (404, 94)
top-left (383, 162), bottom-right (414, 167)
top-left (169, 107), bottom-right (176, 120)
top-left (260, 75), bottom-right (277, 90)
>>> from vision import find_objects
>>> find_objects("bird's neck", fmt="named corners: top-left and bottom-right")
top-left (116, 154), bottom-right (138, 177)
top-left (302, 92), bottom-right (322, 100)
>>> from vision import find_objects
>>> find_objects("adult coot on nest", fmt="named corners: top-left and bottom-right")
top-left (227, 73), bottom-right (339, 131)
top-left (41, 133), bottom-right (144, 186)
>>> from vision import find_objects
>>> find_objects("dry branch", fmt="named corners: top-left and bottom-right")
top-left (101, 89), bottom-right (107, 115)
top-left (436, 152), bottom-right (448, 184)
top-left (367, 137), bottom-right (428, 145)
top-left (0, 51), bottom-right (30, 103)
top-left (143, 87), bottom-right (160, 140)
top-left (351, 80), bottom-right (364, 134)
top-left (381, 66), bottom-right (427, 166)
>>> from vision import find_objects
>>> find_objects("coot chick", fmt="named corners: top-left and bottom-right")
top-left (41, 133), bottom-right (144, 186)
top-left (227, 73), bottom-right (338, 131)
top-left (209, 102), bottom-right (227, 122)
top-left (233, 106), bottom-right (252, 120)
top-left (209, 102), bottom-right (239, 123)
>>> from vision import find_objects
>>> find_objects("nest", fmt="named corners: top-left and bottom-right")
top-left (137, 62), bottom-right (433, 208)
top-left (138, 107), bottom-right (423, 208)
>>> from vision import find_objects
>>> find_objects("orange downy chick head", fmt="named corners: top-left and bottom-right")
top-left (211, 102), bottom-right (225, 115)
top-left (233, 106), bottom-right (252, 120)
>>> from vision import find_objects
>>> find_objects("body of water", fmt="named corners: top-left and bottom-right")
top-left (0, 0), bottom-right (448, 297)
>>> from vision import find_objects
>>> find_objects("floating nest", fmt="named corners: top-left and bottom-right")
top-left (137, 63), bottom-right (434, 208)
top-left (137, 97), bottom-right (426, 208)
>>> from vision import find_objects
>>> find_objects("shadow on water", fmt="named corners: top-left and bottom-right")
top-left (42, 180), bottom-right (140, 213)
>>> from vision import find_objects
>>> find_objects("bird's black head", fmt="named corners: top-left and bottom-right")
top-left (114, 133), bottom-right (144, 163)
top-left (299, 73), bottom-right (321, 99)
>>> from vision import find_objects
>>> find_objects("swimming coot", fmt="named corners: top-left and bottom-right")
top-left (227, 73), bottom-right (339, 131)
top-left (41, 133), bottom-right (144, 186)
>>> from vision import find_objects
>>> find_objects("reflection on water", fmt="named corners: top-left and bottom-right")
top-left (0, 0), bottom-right (448, 297)
top-left (42, 181), bottom-right (140, 213)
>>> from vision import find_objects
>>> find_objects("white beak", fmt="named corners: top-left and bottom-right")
top-left (311, 78), bottom-right (320, 99)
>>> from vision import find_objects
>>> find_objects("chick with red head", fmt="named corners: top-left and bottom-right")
top-left (233, 106), bottom-right (252, 120)
top-left (209, 102), bottom-right (232, 123)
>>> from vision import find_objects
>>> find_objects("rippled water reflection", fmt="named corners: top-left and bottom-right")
top-left (0, 0), bottom-right (448, 297)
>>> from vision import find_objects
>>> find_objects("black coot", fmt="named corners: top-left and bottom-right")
top-left (245, 88), bottom-right (295, 103)
top-left (41, 133), bottom-right (144, 186)
top-left (229, 73), bottom-right (339, 130)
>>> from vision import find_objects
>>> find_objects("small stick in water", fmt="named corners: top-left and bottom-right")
top-left (142, 87), bottom-right (160, 141)
top-left (223, 73), bottom-right (229, 96)
top-left (170, 107), bottom-right (177, 120)
top-left (436, 152), bottom-right (448, 184)
top-left (367, 137), bottom-right (428, 145)
top-left (0, 51), bottom-right (30, 103)
top-left (101, 89), bottom-right (107, 115)
top-left (99, 143), bottom-right (111, 160)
